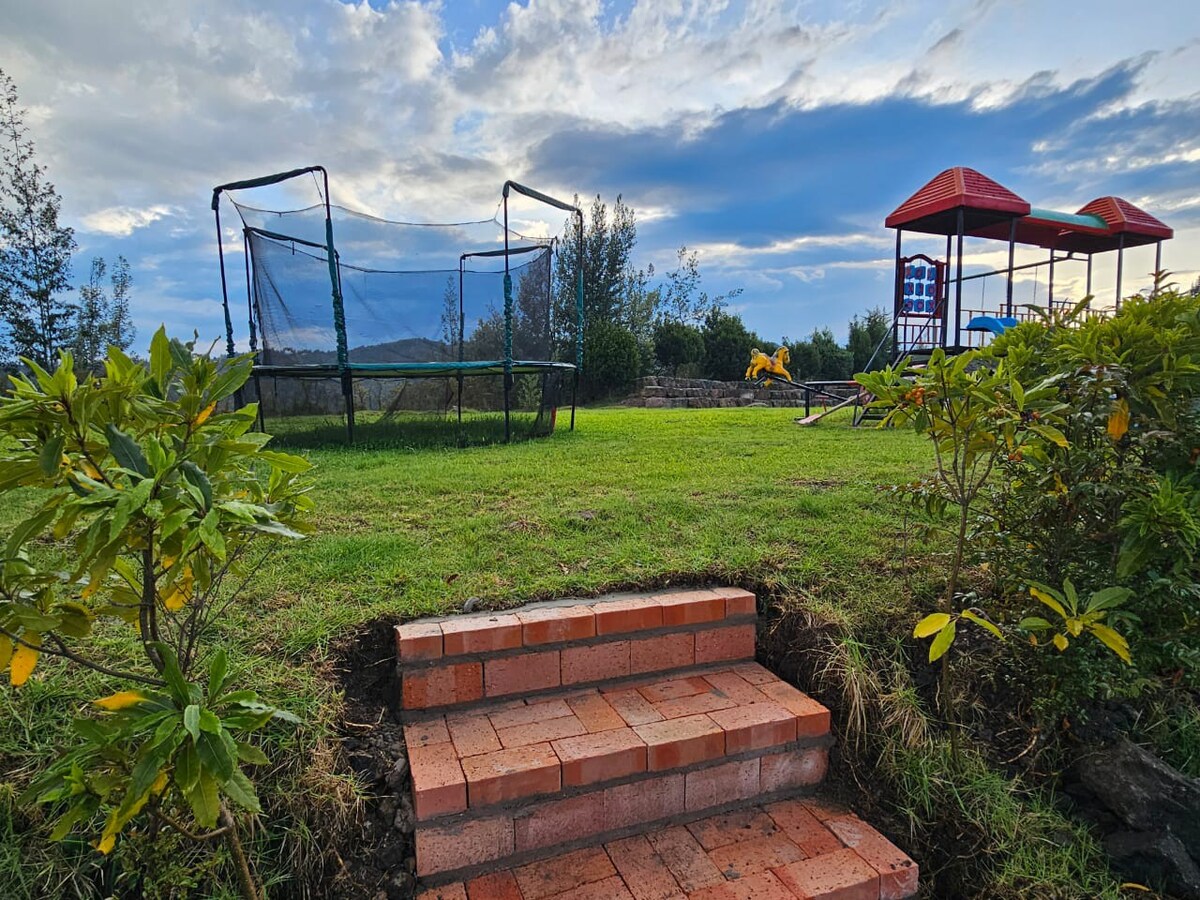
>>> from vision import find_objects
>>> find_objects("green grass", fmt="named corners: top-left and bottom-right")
top-left (0, 406), bottom-right (1127, 897)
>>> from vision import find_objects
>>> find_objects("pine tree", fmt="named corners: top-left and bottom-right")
top-left (72, 256), bottom-right (135, 372)
top-left (0, 68), bottom-right (76, 369)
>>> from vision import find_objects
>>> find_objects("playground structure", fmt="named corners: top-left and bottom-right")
top-left (883, 167), bottom-right (1173, 359)
top-left (211, 166), bottom-right (584, 443)
top-left (745, 346), bottom-right (792, 385)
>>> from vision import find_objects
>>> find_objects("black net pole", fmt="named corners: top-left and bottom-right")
top-left (571, 208), bottom-right (583, 431)
top-left (1116, 233), bottom-right (1125, 310)
top-left (457, 256), bottom-right (465, 427)
top-left (1006, 218), bottom-right (1016, 318)
top-left (214, 203), bottom-right (237, 358)
top-left (943, 234), bottom-right (951, 347)
top-left (503, 192), bottom-right (513, 443)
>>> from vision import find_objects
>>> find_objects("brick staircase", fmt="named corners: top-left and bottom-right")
top-left (395, 587), bottom-right (919, 899)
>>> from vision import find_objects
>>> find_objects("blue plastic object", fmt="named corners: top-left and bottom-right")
top-left (965, 315), bottom-right (1019, 336)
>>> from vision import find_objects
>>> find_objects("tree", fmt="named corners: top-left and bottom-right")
top-left (72, 256), bottom-right (135, 373)
top-left (808, 327), bottom-right (854, 380)
top-left (848, 306), bottom-right (890, 374)
top-left (0, 68), bottom-right (76, 369)
top-left (653, 319), bottom-right (705, 376)
top-left (656, 246), bottom-right (741, 325)
top-left (581, 320), bottom-right (641, 401)
top-left (1, 331), bottom-right (313, 898)
top-left (700, 309), bottom-right (761, 381)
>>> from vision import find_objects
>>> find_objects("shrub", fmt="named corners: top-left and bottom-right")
top-left (701, 309), bottom-right (759, 381)
top-left (581, 321), bottom-right (641, 401)
top-left (653, 319), bottom-right (705, 376)
top-left (0, 330), bottom-right (313, 899)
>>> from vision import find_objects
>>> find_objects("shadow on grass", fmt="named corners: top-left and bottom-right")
top-left (262, 409), bottom-right (565, 451)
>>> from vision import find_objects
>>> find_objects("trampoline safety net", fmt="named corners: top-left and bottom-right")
top-left (218, 185), bottom-right (579, 445)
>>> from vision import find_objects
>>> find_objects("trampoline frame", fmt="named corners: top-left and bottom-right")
top-left (211, 166), bottom-right (585, 443)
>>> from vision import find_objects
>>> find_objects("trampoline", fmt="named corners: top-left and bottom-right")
top-left (211, 166), bottom-right (584, 443)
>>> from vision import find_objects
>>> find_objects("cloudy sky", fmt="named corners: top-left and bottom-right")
top-left (3, 0), bottom-right (1199, 352)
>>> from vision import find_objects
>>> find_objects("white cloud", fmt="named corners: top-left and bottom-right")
top-left (81, 204), bottom-right (176, 237)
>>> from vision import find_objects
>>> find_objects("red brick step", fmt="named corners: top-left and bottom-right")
top-left (396, 588), bottom-right (757, 712)
top-left (415, 795), bottom-right (919, 899)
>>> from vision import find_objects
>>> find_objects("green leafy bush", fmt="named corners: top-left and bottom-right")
top-left (0, 330), bottom-right (313, 898)
top-left (581, 320), bottom-right (642, 400)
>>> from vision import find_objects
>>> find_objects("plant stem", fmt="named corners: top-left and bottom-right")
top-left (219, 805), bottom-right (261, 900)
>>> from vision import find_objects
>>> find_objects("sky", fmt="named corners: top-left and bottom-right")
top-left (2, 0), bottom-right (1199, 353)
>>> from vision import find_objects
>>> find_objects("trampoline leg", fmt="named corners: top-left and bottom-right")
top-left (504, 373), bottom-right (512, 443)
top-left (342, 374), bottom-right (356, 444)
top-left (457, 374), bottom-right (464, 425)
top-left (570, 371), bottom-right (579, 431)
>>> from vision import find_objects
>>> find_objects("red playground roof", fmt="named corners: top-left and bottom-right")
top-left (885, 167), bottom-right (1172, 252)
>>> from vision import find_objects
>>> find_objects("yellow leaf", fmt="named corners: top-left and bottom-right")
top-left (151, 770), bottom-right (168, 796)
top-left (1107, 399), bottom-right (1130, 441)
top-left (1090, 623), bottom-right (1132, 664)
top-left (0, 633), bottom-right (11, 671)
top-left (163, 587), bottom-right (186, 611)
top-left (94, 690), bottom-right (146, 711)
top-left (10, 635), bottom-right (41, 686)
top-left (81, 579), bottom-right (100, 599)
top-left (1028, 634), bottom-right (1038, 647)
top-left (81, 460), bottom-right (101, 480)
top-left (1066, 618), bottom-right (1084, 637)
top-left (194, 402), bottom-right (217, 426)
top-left (1031, 587), bottom-right (1067, 618)
top-left (1052, 633), bottom-right (1069, 652)
top-left (914, 613), bottom-right (951, 638)
top-left (161, 555), bottom-right (177, 570)
top-left (95, 832), bottom-right (116, 855)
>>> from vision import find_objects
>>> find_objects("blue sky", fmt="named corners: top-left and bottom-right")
top-left (3, 0), bottom-right (1198, 352)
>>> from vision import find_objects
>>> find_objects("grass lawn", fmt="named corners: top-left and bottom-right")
top-left (0, 406), bottom-right (1125, 898)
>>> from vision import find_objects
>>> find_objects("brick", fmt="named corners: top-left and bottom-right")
top-left (397, 621), bottom-right (443, 662)
top-left (416, 884), bottom-right (467, 900)
top-left (461, 743), bottom-right (560, 807)
top-left (709, 833), bottom-right (806, 879)
top-left (765, 799), bottom-right (844, 857)
top-left (604, 773), bottom-right (685, 831)
top-left (730, 663), bottom-right (777, 685)
top-left (517, 604), bottom-right (596, 645)
top-left (654, 690), bottom-right (737, 720)
top-left (802, 798), bottom-right (852, 822)
top-left (488, 698), bottom-right (572, 730)
top-left (635, 714), bottom-right (725, 771)
top-left (403, 662), bottom-right (483, 709)
top-left (513, 846), bottom-right (616, 900)
top-left (772, 847), bottom-right (880, 900)
top-left (605, 834), bottom-right (687, 900)
top-left (709, 702), bottom-right (797, 754)
top-left (553, 727), bottom-right (647, 786)
top-left (554, 876), bottom-right (637, 900)
top-left (497, 713), bottom-right (586, 748)
top-left (465, 871), bottom-right (522, 900)
top-left (687, 871), bottom-right (796, 900)
top-left (446, 713), bottom-right (501, 757)
top-left (687, 809), bottom-right (780, 851)
top-left (404, 717), bottom-right (450, 749)
top-left (713, 586), bottom-right (757, 617)
top-left (826, 815), bottom-right (919, 900)
top-left (694, 624), bottom-right (757, 664)
top-left (685, 757), bottom-right (760, 812)
top-left (646, 825), bottom-right (725, 892)
top-left (703, 670), bottom-right (770, 706)
top-left (638, 675), bottom-right (712, 704)
top-left (630, 632), bottom-right (695, 675)
top-left (408, 743), bottom-right (467, 820)
top-left (514, 793), bottom-right (605, 852)
top-left (568, 691), bottom-right (627, 732)
top-left (658, 590), bottom-right (725, 626)
top-left (754, 682), bottom-right (830, 737)
top-left (760, 748), bottom-right (828, 792)
top-left (594, 595), bottom-right (664, 635)
top-left (606, 688), bottom-right (665, 726)
top-left (485, 649), bottom-right (560, 697)
top-left (562, 640), bottom-right (631, 685)
top-left (440, 613), bottom-right (522, 655)
top-left (415, 815), bottom-right (513, 876)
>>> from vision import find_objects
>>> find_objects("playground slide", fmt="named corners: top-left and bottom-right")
top-left (794, 393), bottom-right (860, 426)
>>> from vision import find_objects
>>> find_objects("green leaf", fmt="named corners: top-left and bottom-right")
top-left (961, 609), bottom-right (1005, 642)
top-left (1019, 616), bottom-right (1052, 631)
top-left (1030, 423), bottom-right (1070, 448)
top-left (185, 769), bottom-right (221, 830)
top-left (256, 450), bottom-right (313, 474)
top-left (180, 462), bottom-right (213, 511)
top-left (104, 425), bottom-right (149, 478)
top-left (174, 742), bottom-right (200, 793)
top-left (208, 649), bottom-right (230, 702)
top-left (1088, 587), bottom-right (1134, 613)
top-left (39, 434), bottom-right (65, 477)
top-left (198, 708), bottom-right (222, 735)
top-left (196, 730), bottom-right (235, 782)
top-left (149, 327), bottom-right (171, 388)
top-left (235, 741), bottom-right (270, 766)
top-left (48, 803), bottom-right (90, 842)
top-left (154, 643), bottom-right (192, 706)
top-left (222, 768), bottom-right (261, 814)
top-left (5, 505), bottom-right (58, 558)
top-left (913, 613), bottom-right (951, 638)
top-left (183, 704), bottom-right (201, 742)
top-left (928, 619), bottom-right (957, 663)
